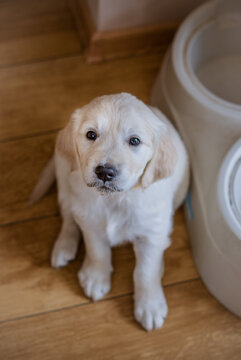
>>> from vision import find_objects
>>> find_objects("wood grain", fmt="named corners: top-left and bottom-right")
top-left (0, 208), bottom-right (197, 321)
top-left (0, 133), bottom-right (58, 225)
top-left (0, 52), bottom-right (164, 141)
top-left (0, 0), bottom-right (81, 67)
top-left (1, 280), bottom-right (240, 360)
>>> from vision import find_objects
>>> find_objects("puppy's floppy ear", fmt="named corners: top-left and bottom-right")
top-left (56, 110), bottom-right (82, 171)
top-left (141, 126), bottom-right (177, 189)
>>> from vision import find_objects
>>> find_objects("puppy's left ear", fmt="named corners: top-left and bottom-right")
top-left (56, 109), bottom-right (84, 172)
top-left (141, 127), bottom-right (177, 189)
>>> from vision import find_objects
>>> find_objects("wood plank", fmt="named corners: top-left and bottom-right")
top-left (0, 209), bottom-right (197, 321)
top-left (1, 280), bottom-right (240, 359)
top-left (0, 133), bottom-right (58, 226)
top-left (0, 52), bottom-right (164, 141)
top-left (0, 0), bottom-right (81, 66)
top-left (0, 0), bottom-right (67, 21)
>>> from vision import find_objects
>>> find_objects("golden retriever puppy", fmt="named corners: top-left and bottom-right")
top-left (31, 93), bottom-right (189, 331)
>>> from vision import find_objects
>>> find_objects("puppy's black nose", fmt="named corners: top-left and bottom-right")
top-left (95, 164), bottom-right (117, 183)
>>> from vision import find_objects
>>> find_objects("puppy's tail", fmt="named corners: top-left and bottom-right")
top-left (29, 156), bottom-right (55, 204)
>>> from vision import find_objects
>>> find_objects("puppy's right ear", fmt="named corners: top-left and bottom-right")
top-left (56, 118), bottom-right (79, 171)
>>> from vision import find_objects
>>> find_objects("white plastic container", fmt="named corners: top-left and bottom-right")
top-left (151, 0), bottom-right (241, 317)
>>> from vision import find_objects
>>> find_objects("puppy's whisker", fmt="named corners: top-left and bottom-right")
top-left (87, 182), bottom-right (98, 188)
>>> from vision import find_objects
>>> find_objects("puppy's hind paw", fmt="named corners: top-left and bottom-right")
top-left (51, 236), bottom-right (79, 268)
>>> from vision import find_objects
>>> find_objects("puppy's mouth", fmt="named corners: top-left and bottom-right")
top-left (87, 181), bottom-right (122, 194)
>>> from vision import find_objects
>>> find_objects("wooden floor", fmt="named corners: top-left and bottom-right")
top-left (0, 1), bottom-right (240, 359)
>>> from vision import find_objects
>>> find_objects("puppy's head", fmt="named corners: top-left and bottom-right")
top-left (57, 93), bottom-right (176, 194)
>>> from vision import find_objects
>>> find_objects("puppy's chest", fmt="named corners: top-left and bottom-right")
top-left (72, 194), bottom-right (142, 245)
top-left (103, 200), bottom-right (138, 245)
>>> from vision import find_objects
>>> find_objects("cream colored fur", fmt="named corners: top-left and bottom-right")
top-left (31, 93), bottom-right (189, 331)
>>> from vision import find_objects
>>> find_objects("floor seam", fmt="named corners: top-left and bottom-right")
top-left (0, 212), bottom-right (59, 228)
top-left (0, 278), bottom-right (200, 325)
top-left (0, 128), bottom-right (61, 144)
top-left (0, 52), bottom-right (83, 71)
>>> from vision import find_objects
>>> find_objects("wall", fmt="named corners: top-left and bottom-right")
top-left (86, 0), bottom-right (207, 31)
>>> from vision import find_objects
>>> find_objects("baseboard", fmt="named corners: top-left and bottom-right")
top-left (69, 0), bottom-right (179, 63)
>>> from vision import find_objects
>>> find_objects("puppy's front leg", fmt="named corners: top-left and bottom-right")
top-left (133, 239), bottom-right (168, 331)
top-left (78, 231), bottom-right (112, 301)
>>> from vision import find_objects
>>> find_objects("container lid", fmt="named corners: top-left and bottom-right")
top-left (218, 138), bottom-right (241, 240)
top-left (172, 0), bottom-right (241, 118)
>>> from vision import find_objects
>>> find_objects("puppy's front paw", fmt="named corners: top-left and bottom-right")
top-left (134, 290), bottom-right (168, 331)
top-left (51, 235), bottom-right (79, 268)
top-left (78, 263), bottom-right (111, 301)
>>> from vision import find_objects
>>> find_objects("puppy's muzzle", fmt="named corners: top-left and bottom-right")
top-left (95, 164), bottom-right (117, 183)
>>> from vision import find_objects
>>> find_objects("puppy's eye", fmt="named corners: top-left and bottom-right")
top-left (129, 137), bottom-right (141, 146)
top-left (86, 130), bottom-right (97, 141)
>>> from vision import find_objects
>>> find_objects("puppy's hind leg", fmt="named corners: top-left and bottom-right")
top-left (51, 213), bottom-right (80, 268)
top-left (51, 154), bottom-right (80, 268)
